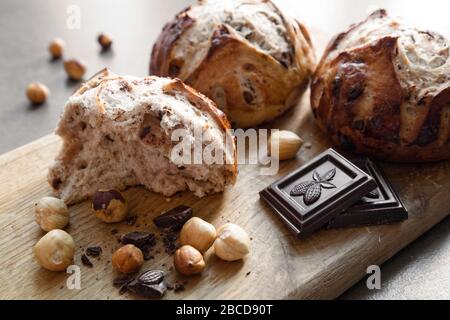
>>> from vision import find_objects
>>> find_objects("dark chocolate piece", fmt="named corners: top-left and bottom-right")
top-left (86, 246), bottom-right (102, 257)
top-left (259, 148), bottom-right (377, 237)
top-left (328, 158), bottom-right (408, 228)
top-left (153, 205), bottom-right (192, 231)
top-left (127, 270), bottom-right (167, 299)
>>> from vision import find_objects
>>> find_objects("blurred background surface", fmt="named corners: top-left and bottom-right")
top-left (0, 0), bottom-right (449, 299)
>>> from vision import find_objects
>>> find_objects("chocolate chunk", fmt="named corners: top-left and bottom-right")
top-left (121, 232), bottom-right (156, 249)
top-left (259, 148), bottom-right (377, 237)
top-left (243, 91), bottom-right (254, 104)
top-left (81, 254), bottom-right (93, 268)
top-left (153, 205), bottom-right (192, 231)
top-left (174, 283), bottom-right (185, 293)
top-left (162, 231), bottom-right (179, 255)
top-left (327, 158), bottom-right (408, 228)
top-left (127, 270), bottom-right (167, 299)
top-left (86, 246), bottom-right (102, 258)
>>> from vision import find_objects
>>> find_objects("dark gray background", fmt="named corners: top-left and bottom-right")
top-left (0, 0), bottom-right (448, 299)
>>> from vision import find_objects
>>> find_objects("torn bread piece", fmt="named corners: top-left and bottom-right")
top-left (48, 69), bottom-right (237, 204)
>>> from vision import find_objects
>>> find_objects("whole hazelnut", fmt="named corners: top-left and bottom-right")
top-left (34, 196), bottom-right (69, 232)
top-left (97, 33), bottom-right (113, 50)
top-left (174, 245), bottom-right (205, 276)
top-left (213, 223), bottom-right (250, 261)
top-left (26, 82), bottom-right (49, 105)
top-left (180, 217), bottom-right (216, 253)
top-left (269, 130), bottom-right (304, 160)
top-left (64, 59), bottom-right (86, 80)
top-left (48, 38), bottom-right (64, 59)
top-left (112, 244), bottom-right (144, 274)
top-left (92, 189), bottom-right (128, 223)
top-left (34, 229), bottom-right (75, 271)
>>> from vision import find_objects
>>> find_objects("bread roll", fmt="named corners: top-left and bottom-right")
top-left (151, 0), bottom-right (315, 127)
top-left (311, 10), bottom-right (450, 162)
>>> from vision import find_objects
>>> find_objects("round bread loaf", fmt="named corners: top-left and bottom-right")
top-left (48, 69), bottom-right (237, 204)
top-left (150, 0), bottom-right (315, 128)
top-left (311, 10), bottom-right (450, 162)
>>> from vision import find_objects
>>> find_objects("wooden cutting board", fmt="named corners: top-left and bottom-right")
top-left (0, 94), bottom-right (449, 300)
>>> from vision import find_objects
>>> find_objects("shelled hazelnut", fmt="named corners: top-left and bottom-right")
top-left (48, 38), bottom-right (65, 59)
top-left (34, 196), bottom-right (69, 232)
top-left (269, 130), bottom-right (304, 160)
top-left (34, 229), bottom-right (75, 271)
top-left (97, 33), bottom-right (113, 50)
top-left (174, 245), bottom-right (205, 276)
top-left (180, 217), bottom-right (216, 253)
top-left (64, 59), bottom-right (86, 80)
top-left (112, 244), bottom-right (144, 274)
top-left (213, 223), bottom-right (250, 261)
top-left (26, 82), bottom-right (49, 105)
top-left (92, 189), bottom-right (128, 223)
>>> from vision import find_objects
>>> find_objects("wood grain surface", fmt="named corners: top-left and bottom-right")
top-left (0, 93), bottom-right (449, 299)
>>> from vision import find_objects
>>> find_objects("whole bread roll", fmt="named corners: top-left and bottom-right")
top-left (311, 10), bottom-right (450, 162)
top-left (48, 69), bottom-right (237, 204)
top-left (150, 0), bottom-right (315, 128)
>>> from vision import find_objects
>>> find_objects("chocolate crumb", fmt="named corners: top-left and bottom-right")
top-left (86, 246), bottom-right (102, 258)
top-left (174, 283), bottom-right (185, 292)
top-left (124, 215), bottom-right (138, 226)
top-left (81, 254), bottom-right (93, 268)
top-left (246, 272), bottom-right (251, 277)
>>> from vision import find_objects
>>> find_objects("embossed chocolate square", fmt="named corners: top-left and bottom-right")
top-left (327, 158), bottom-right (408, 228)
top-left (259, 148), bottom-right (377, 237)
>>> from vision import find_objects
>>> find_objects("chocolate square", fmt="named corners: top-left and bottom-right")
top-left (259, 148), bottom-right (377, 237)
top-left (327, 158), bottom-right (408, 228)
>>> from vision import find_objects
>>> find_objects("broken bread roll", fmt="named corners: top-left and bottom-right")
top-left (48, 69), bottom-right (237, 204)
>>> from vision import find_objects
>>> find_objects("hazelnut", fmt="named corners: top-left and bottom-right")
top-left (180, 217), bottom-right (216, 252)
top-left (34, 229), bottom-right (75, 271)
top-left (48, 38), bottom-right (64, 59)
top-left (64, 59), bottom-right (86, 80)
top-left (174, 245), bottom-right (205, 276)
top-left (112, 244), bottom-right (144, 274)
top-left (213, 223), bottom-right (250, 261)
top-left (269, 130), bottom-right (304, 160)
top-left (97, 33), bottom-right (113, 50)
top-left (92, 189), bottom-right (128, 223)
top-left (26, 82), bottom-right (49, 105)
top-left (34, 196), bottom-right (69, 232)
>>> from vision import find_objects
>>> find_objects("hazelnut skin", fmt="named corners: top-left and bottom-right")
top-left (34, 229), bottom-right (75, 271)
top-left (92, 189), bottom-right (128, 223)
top-left (26, 82), bottom-right (49, 105)
top-left (64, 59), bottom-right (86, 80)
top-left (48, 38), bottom-right (64, 59)
top-left (213, 223), bottom-right (250, 261)
top-left (180, 217), bottom-right (216, 253)
top-left (112, 244), bottom-right (144, 274)
top-left (174, 245), bottom-right (205, 276)
top-left (97, 33), bottom-right (112, 50)
top-left (35, 196), bottom-right (69, 232)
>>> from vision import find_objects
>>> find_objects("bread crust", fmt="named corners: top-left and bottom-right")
top-left (150, 0), bottom-right (315, 127)
top-left (311, 10), bottom-right (450, 162)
